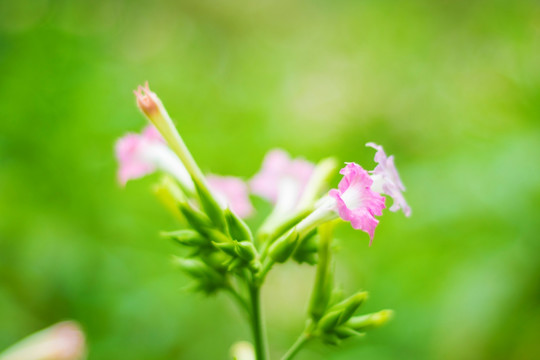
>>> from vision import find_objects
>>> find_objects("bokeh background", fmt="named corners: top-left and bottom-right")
top-left (1, 0), bottom-right (539, 359)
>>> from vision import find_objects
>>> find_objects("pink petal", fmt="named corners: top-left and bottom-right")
top-left (207, 175), bottom-right (254, 218)
top-left (329, 163), bottom-right (386, 244)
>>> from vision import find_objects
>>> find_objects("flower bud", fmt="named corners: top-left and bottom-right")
top-left (178, 202), bottom-right (212, 233)
top-left (193, 176), bottom-right (227, 231)
top-left (235, 241), bottom-right (258, 262)
top-left (319, 292), bottom-right (368, 332)
top-left (153, 175), bottom-right (187, 221)
top-left (347, 309), bottom-right (394, 331)
top-left (268, 228), bottom-right (299, 263)
top-left (225, 208), bottom-right (253, 241)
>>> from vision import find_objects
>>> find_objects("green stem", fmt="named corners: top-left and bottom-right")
top-left (281, 328), bottom-right (312, 360)
top-left (249, 284), bottom-right (268, 360)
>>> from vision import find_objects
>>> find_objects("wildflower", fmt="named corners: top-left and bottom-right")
top-left (207, 175), bottom-right (254, 218)
top-left (328, 163), bottom-right (386, 242)
top-left (270, 163), bottom-right (385, 258)
top-left (115, 125), bottom-right (193, 191)
top-left (366, 143), bottom-right (411, 217)
top-left (250, 149), bottom-right (314, 214)
top-left (0, 321), bottom-right (86, 360)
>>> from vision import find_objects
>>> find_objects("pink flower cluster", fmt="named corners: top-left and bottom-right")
top-left (116, 127), bottom-right (410, 242)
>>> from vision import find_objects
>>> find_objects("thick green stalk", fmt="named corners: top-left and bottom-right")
top-left (249, 284), bottom-right (268, 360)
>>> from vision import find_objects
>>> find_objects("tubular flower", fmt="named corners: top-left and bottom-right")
top-left (328, 163), bottom-right (386, 242)
top-left (366, 143), bottom-right (411, 217)
top-left (207, 175), bottom-right (254, 219)
top-left (250, 149), bottom-right (314, 213)
top-left (291, 163), bottom-right (386, 245)
top-left (115, 125), bottom-right (193, 190)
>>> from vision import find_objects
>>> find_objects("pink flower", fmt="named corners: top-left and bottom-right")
top-left (328, 163), bottom-right (386, 243)
top-left (366, 143), bottom-right (411, 217)
top-left (115, 125), bottom-right (192, 188)
top-left (250, 149), bottom-right (315, 211)
top-left (0, 321), bottom-right (86, 360)
top-left (207, 175), bottom-right (254, 218)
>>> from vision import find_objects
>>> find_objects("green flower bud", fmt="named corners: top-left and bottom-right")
top-left (161, 230), bottom-right (207, 247)
top-left (319, 292), bottom-right (368, 331)
top-left (225, 208), bottom-right (253, 241)
top-left (178, 202), bottom-right (212, 233)
top-left (268, 229), bottom-right (299, 263)
top-left (193, 177), bottom-right (227, 231)
top-left (235, 241), bottom-right (258, 262)
top-left (347, 310), bottom-right (394, 331)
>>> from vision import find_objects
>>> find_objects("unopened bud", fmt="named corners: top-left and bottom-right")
top-left (178, 202), bottom-right (212, 233)
top-left (134, 82), bottom-right (166, 120)
top-left (225, 208), bottom-right (253, 241)
top-left (319, 292), bottom-right (368, 331)
top-left (347, 309), bottom-right (394, 331)
top-left (268, 229), bottom-right (299, 263)
top-left (235, 241), bottom-right (258, 262)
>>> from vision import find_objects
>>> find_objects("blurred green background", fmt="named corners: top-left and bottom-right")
top-left (1, 0), bottom-right (539, 359)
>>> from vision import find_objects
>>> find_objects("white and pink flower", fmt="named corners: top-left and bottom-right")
top-left (115, 125), bottom-right (193, 188)
top-left (329, 163), bottom-right (386, 241)
top-left (207, 175), bottom-right (254, 219)
top-left (250, 149), bottom-right (315, 214)
top-left (293, 163), bottom-right (386, 244)
top-left (366, 142), bottom-right (411, 217)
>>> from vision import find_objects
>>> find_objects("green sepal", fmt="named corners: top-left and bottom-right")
top-left (172, 257), bottom-right (226, 293)
top-left (268, 229), bottom-right (299, 263)
top-left (178, 202), bottom-right (212, 233)
top-left (226, 257), bottom-right (245, 272)
top-left (293, 231), bottom-right (319, 265)
top-left (334, 326), bottom-right (365, 340)
top-left (319, 332), bottom-right (341, 346)
top-left (213, 241), bottom-right (237, 257)
top-left (161, 230), bottom-right (208, 247)
top-left (192, 176), bottom-right (227, 231)
top-left (225, 208), bottom-right (253, 241)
